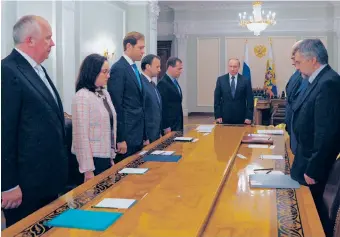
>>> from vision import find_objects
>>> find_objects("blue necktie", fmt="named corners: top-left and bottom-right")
top-left (132, 64), bottom-right (142, 89)
top-left (295, 79), bottom-right (309, 96)
top-left (151, 81), bottom-right (161, 104)
top-left (231, 76), bottom-right (236, 98)
top-left (173, 79), bottom-right (181, 96)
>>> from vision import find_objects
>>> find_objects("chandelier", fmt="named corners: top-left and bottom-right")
top-left (239, 1), bottom-right (276, 36)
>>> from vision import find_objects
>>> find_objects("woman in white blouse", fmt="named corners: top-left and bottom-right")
top-left (72, 54), bottom-right (117, 183)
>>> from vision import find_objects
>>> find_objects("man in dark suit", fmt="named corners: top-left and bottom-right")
top-left (107, 32), bottom-right (146, 162)
top-left (157, 57), bottom-right (184, 134)
top-left (214, 58), bottom-right (254, 125)
top-left (1, 15), bottom-right (68, 227)
top-left (291, 39), bottom-right (340, 236)
top-left (285, 40), bottom-right (304, 154)
top-left (141, 54), bottom-right (162, 143)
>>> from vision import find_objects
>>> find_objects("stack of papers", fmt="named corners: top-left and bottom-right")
top-left (93, 198), bottom-right (136, 209)
top-left (260, 155), bottom-right (284, 160)
top-left (174, 137), bottom-right (194, 142)
top-left (46, 209), bottom-right (123, 231)
top-left (151, 150), bottom-right (175, 155)
top-left (196, 125), bottom-right (215, 133)
top-left (118, 168), bottom-right (148, 174)
top-left (257, 130), bottom-right (284, 135)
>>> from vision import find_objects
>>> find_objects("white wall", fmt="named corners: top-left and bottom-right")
top-left (158, 1), bottom-right (340, 114)
top-left (1, 0), bottom-right (129, 114)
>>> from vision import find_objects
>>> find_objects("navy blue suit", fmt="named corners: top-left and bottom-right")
top-left (107, 56), bottom-right (146, 160)
top-left (291, 65), bottom-right (340, 185)
top-left (285, 70), bottom-right (302, 136)
top-left (214, 73), bottom-right (254, 124)
top-left (157, 74), bottom-right (183, 132)
top-left (1, 49), bottom-right (68, 226)
top-left (142, 75), bottom-right (162, 143)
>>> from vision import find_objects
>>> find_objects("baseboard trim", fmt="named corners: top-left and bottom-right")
top-left (188, 112), bottom-right (214, 116)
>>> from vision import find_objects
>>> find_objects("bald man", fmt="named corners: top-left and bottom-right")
top-left (1, 15), bottom-right (67, 226)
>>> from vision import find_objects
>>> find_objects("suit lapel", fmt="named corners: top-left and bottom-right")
top-left (293, 66), bottom-right (329, 112)
top-left (224, 74), bottom-right (232, 98)
top-left (15, 54), bottom-right (63, 125)
top-left (120, 57), bottom-right (143, 95)
top-left (165, 75), bottom-right (182, 100)
top-left (234, 74), bottom-right (242, 98)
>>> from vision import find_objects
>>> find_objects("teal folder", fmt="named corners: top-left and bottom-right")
top-left (45, 209), bottom-right (123, 231)
top-left (143, 155), bottom-right (182, 162)
top-left (249, 174), bottom-right (301, 189)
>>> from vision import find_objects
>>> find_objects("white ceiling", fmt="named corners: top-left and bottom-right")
top-left (159, 1), bottom-right (337, 11)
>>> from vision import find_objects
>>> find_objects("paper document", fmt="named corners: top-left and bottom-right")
top-left (249, 174), bottom-right (300, 189)
top-left (237, 154), bottom-right (247, 159)
top-left (151, 150), bottom-right (164, 155)
top-left (248, 144), bottom-right (269, 149)
top-left (139, 151), bottom-right (148, 155)
top-left (257, 130), bottom-right (284, 135)
top-left (192, 138), bottom-right (199, 143)
top-left (248, 134), bottom-right (271, 137)
top-left (260, 155), bottom-right (284, 160)
top-left (161, 151), bottom-right (175, 155)
top-left (254, 170), bottom-right (284, 175)
top-left (174, 137), bottom-right (194, 142)
top-left (118, 168), bottom-right (148, 174)
top-left (94, 198), bottom-right (136, 209)
top-left (203, 133), bottom-right (210, 136)
top-left (196, 125), bottom-right (215, 132)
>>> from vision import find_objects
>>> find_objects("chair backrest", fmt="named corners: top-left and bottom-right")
top-left (323, 158), bottom-right (340, 224)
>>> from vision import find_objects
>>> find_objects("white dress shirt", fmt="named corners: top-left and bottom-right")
top-left (15, 48), bottom-right (58, 103)
top-left (142, 72), bottom-right (152, 82)
top-left (308, 64), bottom-right (327, 84)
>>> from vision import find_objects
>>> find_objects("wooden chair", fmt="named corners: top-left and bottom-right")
top-left (323, 158), bottom-right (340, 236)
top-left (334, 207), bottom-right (340, 237)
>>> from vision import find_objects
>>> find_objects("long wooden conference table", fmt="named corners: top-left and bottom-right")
top-left (2, 125), bottom-right (325, 237)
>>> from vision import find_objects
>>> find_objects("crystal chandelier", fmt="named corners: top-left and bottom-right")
top-left (239, 1), bottom-right (276, 36)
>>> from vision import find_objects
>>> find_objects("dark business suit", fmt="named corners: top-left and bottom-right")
top-left (285, 70), bottom-right (302, 135)
top-left (141, 75), bottom-right (162, 143)
top-left (107, 56), bottom-right (145, 161)
top-left (157, 74), bottom-right (183, 132)
top-left (291, 65), bottom-right (340, 234)
top-left (1, 49), bottom-right (68, 226)
top-left (214, 73), bottom-right (254, 124)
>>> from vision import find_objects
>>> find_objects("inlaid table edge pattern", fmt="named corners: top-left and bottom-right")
top-left (7, 131), bottom-right (183, 237)
top-left (3, 126), bottom-right (318, 237)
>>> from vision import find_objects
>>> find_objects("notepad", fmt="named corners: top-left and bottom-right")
top-left (94, 198), bottom-right (136, 209)
top-left (257, 129), bottom-right (284, 135)
top-left (260, 155), bottom-right (284, 160)
top-left (249, 174), bottom-right (301, 189)
top-left (143, 155), bottom-right (182, 162)
top-left (174, 137), bottom-right (194, 142)
top-left (46, 209), bottom-right (123, 231)
top-left (248, 134), bottom-right (271, 137)
top-left (118, 168), bottom-right (148, 174)
top-left (248, 144), bottom-right (269, 149)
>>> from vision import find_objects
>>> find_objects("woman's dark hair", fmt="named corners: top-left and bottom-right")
top-left (76, 54), bottom-right (107, 92)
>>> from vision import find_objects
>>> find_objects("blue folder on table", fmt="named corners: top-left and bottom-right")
top-left (249, 174), bottom-right (301, 189)
top-left (143, 155), bottom-right (182, 162)
top-left (45, 209), bottom-right (123, 231)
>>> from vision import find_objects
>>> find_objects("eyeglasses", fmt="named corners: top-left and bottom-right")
top-left (101, 69), bottom-right (110, 74)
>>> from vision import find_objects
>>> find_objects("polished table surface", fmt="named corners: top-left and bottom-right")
top-left (2, 125), bottom-right (325, 237)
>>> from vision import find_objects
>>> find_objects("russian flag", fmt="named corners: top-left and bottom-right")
top-left (242, 40), bottom-right (252, 88)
